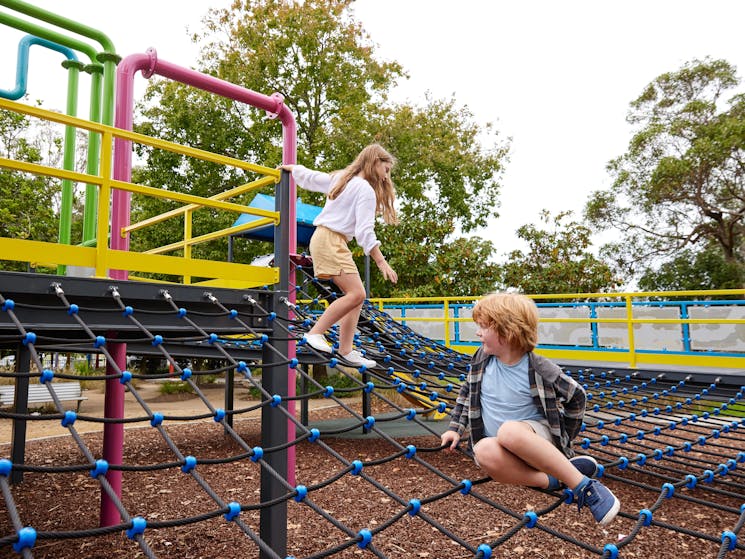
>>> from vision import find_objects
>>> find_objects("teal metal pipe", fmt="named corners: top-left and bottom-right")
top-left (0, 1), bottom-right (117, 125)
top-left (0, 4), bottom-right (117, 245)
top-left (0, 34), bottom-right (77, 100)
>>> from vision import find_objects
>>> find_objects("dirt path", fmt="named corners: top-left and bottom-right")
top-left (0, 381), bottom-right (337, 443)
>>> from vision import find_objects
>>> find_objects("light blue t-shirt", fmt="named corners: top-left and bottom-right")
top-left (480, 354), bottom-right (544, 437)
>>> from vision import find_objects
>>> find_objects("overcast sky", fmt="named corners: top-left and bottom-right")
top-left (2, 0), bottom-right (745, 258)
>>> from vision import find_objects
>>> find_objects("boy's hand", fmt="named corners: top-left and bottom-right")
top-left (440, 430), bottom-right (460, 452)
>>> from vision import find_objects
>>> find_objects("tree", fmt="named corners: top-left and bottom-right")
top-left (131, 0), bottom-right (509, 292)
top-left (129, 0), bottom-right (408, 272)
top-left (585, 58), bottom-right (745, 284)
top-left (371, 217), bottom-right (500, 298)
top-left (0, 107), bottom-right (59, 272)
top-left (637, 245), bottom-right (745, 292)
top-left (131, 85), bottom-right (270, 272)
top-left (500, 210), bottom-right (620, 295)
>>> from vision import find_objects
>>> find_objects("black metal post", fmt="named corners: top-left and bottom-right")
top-left (224, 366), bottom-right (234, 431)
top-left (259, 169), bottom-right (291, 559)
top-left (10, 345), bottom-right (30, 484)
top-left (361, 369), bottom-right (371, 434)
top-left (362, 255), bottom-right (371, 432)
top-left (300, 366), bottom-right (308, 426)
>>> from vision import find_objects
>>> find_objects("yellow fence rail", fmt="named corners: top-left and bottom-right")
top-left (0, 97), bottom-right (280, 287)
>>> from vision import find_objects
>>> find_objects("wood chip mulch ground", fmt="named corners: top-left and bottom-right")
top-left (0, 400), bottom-right (741, 559)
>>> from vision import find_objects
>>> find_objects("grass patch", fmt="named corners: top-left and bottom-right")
top-left (159, 381), bottom-right (194, 395)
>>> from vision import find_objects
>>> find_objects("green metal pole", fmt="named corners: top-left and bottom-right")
top-left (83, 64), bottom-right (103, 244)
top-left (56, 59), bottom-right (84, 276)
top-left (0, 1), bottom-right (117, 123)
top-left (0, 12), bottom-right (99, 66)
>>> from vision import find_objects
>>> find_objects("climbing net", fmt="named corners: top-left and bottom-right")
top-left (0, 267), bottom-right (743, 559)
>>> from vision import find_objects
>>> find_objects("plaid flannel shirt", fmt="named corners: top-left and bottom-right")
top-left (447, 349), bottom-right (586, 458)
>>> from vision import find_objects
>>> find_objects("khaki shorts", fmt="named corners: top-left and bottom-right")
top-left (309, 226), bottom-right (359, 278)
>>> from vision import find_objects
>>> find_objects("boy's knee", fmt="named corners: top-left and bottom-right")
top-left (473, 438), bottom-right (496, 466)
top-left (496, 421), bottom-right (526, 449)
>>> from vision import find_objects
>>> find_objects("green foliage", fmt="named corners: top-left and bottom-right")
top-left (368, 97), bottom-right (508, 233)
top-left (585, 58), bottom-right (745, 283)
top-left (73, 359), bottom-right (99, 376)
top-left (500, 210), bottom-right (620, 295)
top-left (245, 378), bottom-right (264, 399)
top-left (132, 0), bottom-right (508, 293)
top-left (371, 217), bottom-right (500, 297)
top-left (159, 381), bottom-right (194, 395)
top-left (246, 369), bottom-right (359, 399)
top-left (638, 246), bottom-right (745, 293)
top-left (0, 108), bottom-right (60, 271)
top-left (309, 370), bottom-right (360, 394)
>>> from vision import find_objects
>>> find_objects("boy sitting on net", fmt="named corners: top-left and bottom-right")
top-left (441, 292), bottom-right (620, 525)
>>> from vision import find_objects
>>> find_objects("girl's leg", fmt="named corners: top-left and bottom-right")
top-left (473, 421), bottom-right (584, 489)
top-left (308, 271), bottom-right (366, 353)
top-left (337, 282), bottom-right (365, 355)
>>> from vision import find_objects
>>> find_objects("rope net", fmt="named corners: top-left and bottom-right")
top-left (0, 268), bottom-right (743, 559)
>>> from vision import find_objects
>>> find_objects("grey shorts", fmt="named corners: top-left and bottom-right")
top-left (523, 419), bottom-right (552, 442)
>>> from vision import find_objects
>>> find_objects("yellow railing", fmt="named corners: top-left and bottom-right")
top-left (368, 295), bottom-right (478, 353)
top-left (0, 97), bottom-right (280, 287)
top-left (370, 290), bottom-right (745, 370)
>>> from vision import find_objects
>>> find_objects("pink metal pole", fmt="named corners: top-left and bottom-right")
top-left (112, 49), bottom-right (299, 267)
top-left (280, 104), bottom-right (298, 485)
top-left (106, 50), bottom-right (299, 510)
top-left (99, 341), bottom-right (126, 526)
top-left (96, 52), bottom-right (142, 528)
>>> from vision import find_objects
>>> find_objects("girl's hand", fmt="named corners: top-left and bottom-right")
top-left (376, 260), bottom-right (398, 283)
top-left (278, 164), bottom-right (294, 172)
top-left (440, 430), bottom-right (461, 452)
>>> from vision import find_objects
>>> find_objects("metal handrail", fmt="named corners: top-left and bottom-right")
top-left (0, 96), bottom-right (280, 286)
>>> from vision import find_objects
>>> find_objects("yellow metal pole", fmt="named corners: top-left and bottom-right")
top-left (443, 299), bottom-right (451, 348)
top-left (625, 295), bottom-right (636, 368)
top-left (183, 208), bottom-right (193, 285)
top-left (95, 131), bottom-right (113, 278)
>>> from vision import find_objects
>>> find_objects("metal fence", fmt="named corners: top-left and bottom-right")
top-left (370, 290), bottom-right (745, 371)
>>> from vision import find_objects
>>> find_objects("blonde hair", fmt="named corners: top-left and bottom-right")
top-left (328, 144), bottom-right (398, 225)
top-left (472, 293), bottom-right (539, 353)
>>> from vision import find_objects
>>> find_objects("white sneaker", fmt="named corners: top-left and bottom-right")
top-left (302, 333), bottom-right (332, 353)
top-left (341, 349), bottom-right (377, 368)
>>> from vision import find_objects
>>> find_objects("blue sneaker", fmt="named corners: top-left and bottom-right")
top-left (576, 479), bottom-right (620, 526)
top-left (570, 455), bottom-right (599, 478)
top-left (545, 456), bottom-right (599, 491)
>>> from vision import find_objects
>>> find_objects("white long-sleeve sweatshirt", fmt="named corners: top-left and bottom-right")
top-left (291, 164), bottom-right (381, 255)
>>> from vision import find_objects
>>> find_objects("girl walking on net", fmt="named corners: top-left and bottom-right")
top-left (280, 143), bottom-right (398, 368)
